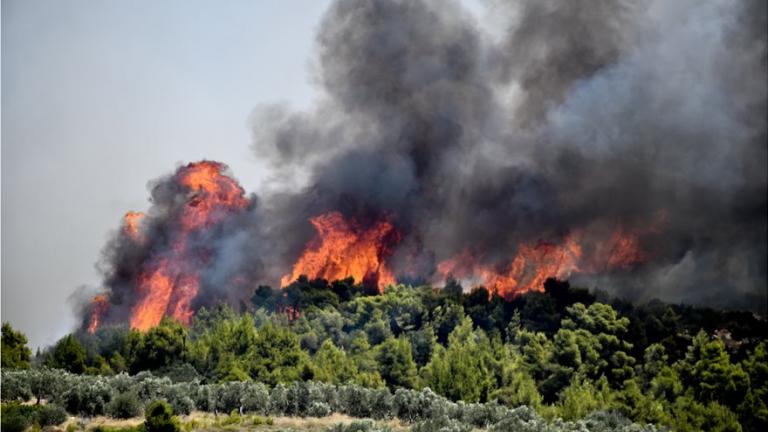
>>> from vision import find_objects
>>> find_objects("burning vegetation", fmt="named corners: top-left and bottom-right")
top-left (83, 0), bottom-right (765, 333)
top-left (86, 159), bottom-right (663, 333)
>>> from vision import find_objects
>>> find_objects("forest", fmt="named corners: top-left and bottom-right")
top-left (2, 278), bottom-right (767, 432)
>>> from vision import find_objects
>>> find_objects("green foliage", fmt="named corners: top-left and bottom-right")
top-left (375, 337), bottom-right (418, 390)
top-left (421, 318), bottom-right (497, 402)
top-left (36, 403), bottom-right (68, 426)
top-left (129, 319), bottom-right (188, 373)
top-left (249, 324), bottom-right (308, 385)
top-left (144, 400), bottom-right (180, 432)
top-left (1, 402), bottom-right (67, 432)
top-left (46, 334), bottom-right (88, 373)
top-left (3, 278), bottom-right (765, 430)
top-left (107, 392), bottom-right (142, 419)
top-left (1, 323), bottom-right (31, 369)
top-left (313, 339), bottom-right (359, 384)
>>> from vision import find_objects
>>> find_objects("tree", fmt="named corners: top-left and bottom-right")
top-left (680, 331), bottom-right (749, 410)
top-left (375, 337), bottom-right (418, 390)
top-left (313, 339), bottom-right (359, 384)
top-left (144, 400), bottom-right (180, 432)
top-left (130, 319), bottom-right (187, 372)
top-left (560, 302), bottom-right (635, 384)
top-left (45, 334), bottom-right (87, 373)
top-left (1, 323), bottom-right (31, 369)
top-left (421, 317), bottom-right (497, 402)
top-left (248, 324), bottom-right (308, 385)
top-left (739, 341), bottom-right (768, 431)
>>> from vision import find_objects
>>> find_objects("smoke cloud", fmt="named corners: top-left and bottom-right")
top-left (87, 0), bottom-right (766, 328)
top-left (250, 0), bottom-right (766, 310)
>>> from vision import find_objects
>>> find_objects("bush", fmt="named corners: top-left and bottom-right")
top-left (308, 401), bottom-right (331, 417)
top-left (108, 392), bottom-right (143, 419)
top-left (240, 382), bottom-right (270, 414)
top-left (1, 402), bottom-right (67, 431)
top-left (327, 420), bottom-right (390, 432)
top-left (411, 416), bottom-right (472, 432)
top-left (160, 384), bottom-right (195, 415)
top-left (1, 403), bottom-right (35, 432)
top-left (37, 403), bottom-right (68, 426)
top-left (144, 400), bottom-right (180, 432)
top-left (1, 371), bottom-right (32, 402)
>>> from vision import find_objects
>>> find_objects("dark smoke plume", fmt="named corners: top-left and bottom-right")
top-left (251, 0), bottom-right (767, 311)
top-left (84, 0), bottom-right (766, 328)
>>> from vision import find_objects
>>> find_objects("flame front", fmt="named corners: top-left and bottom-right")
top-left (436, 227), bottom-right (650, 299)
top-left (88, 161), bottom-right (248, 333)
top-left (281, 212), bottom-right (400, 292)
top-left (87, 295), bottom-right (109, 334)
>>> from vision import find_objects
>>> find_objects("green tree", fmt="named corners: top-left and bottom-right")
top-left (421, 317), bottom-right (496, 402)
top-left (560, 302), bottom-right (635, 384)
top-left (313, 339), bottom-right (358, 384)
top-left (375, 337), bottom-right (418, 390)
top-left (739, 341), bottom-right (768, 430)
top-left (130, 319), bottom-right (187, 372)
top-left (45, 334), bottom-right (87, 373)
top-left (248, 324), bottom-right (308, 385)
top-left (681, 331), bottom-right (749, 410)
top-left (1, 323), bottom-right (31, 369)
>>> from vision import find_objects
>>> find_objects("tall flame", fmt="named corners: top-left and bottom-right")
top-left (87, 295), bottom-right (109, 334)
top-left (89, 161), bottom-right (248, 333)
top-left (281, 212), bottom-right (400, 292)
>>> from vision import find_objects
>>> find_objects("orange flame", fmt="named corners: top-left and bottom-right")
top-left (123, 211), bottom-right (145, 242)
top-left (177, 161), bottom-right (248, 230)
top-left (436, 227), bottom-right (650, 299)
top-left (89, 161), bottom-right (248, 333)
top-left (281, 212), bottom-right (400, 292)
top-left (87, 295), bottom-right (109, 334)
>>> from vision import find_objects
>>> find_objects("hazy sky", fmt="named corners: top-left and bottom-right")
top-left (1, 0), bottom-right (347, 349)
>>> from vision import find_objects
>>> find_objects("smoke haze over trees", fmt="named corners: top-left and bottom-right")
top-left (240, 0), bottom-right (767, 311)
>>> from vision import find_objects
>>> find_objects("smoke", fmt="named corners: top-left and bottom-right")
top-left (84, 0), bottom-right (766, 328)
top-left (250, 0), bottom-right (766, 310)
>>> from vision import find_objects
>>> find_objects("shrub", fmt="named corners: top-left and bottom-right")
top-left (308, 401), bottom-right (331, 417)
top-left (411, 416), bottom-right (472, 432)
top-left (1, 371), bottom-right (32, 402)
top-left (107, 392), bottom-right (142, 419)
top-left (240, 382), bottom-right (270, 414)
top-left (160, 384), bottom-right (195, 415)
top-left (144, 400), bottom-right (180, 432)
top-left (36, 403), bottom-right (68, 426)
top-left (1, 403), bottom-right (35, 432)
top-left (327, 420), bottom-right (379, 432)
top-left (61, 377), bottom-right (112, 416)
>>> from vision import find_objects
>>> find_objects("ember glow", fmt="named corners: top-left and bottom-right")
top-left (280, 212), bottom-right (400, 292)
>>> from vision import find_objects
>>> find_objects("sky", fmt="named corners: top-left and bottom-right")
top-left (1, 0), bottom-right (342, 349)
top-left (0, 0), bottom-right (488, 349)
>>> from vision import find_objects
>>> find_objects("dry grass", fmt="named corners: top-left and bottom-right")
top-left (58, 411), bottom-right (410, 431)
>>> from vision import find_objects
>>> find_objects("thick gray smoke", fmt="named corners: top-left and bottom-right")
top-left (83, 0), bottom-right (766, 329)
top-left (249, 0), bottom-right (767, 311)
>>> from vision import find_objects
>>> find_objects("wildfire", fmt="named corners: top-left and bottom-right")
top-left (281, 212), bottom-right (400, 292)
top-left (436, 228), bottom-right (649, 299)
top-left (177, 161), bottom-right (248, 230)
top-left (88, 161), bottom-right (248, 333)
top-left (87, 295), bottom-right (109, 334)
top-left (123, 211), bottom-right (145, 242)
